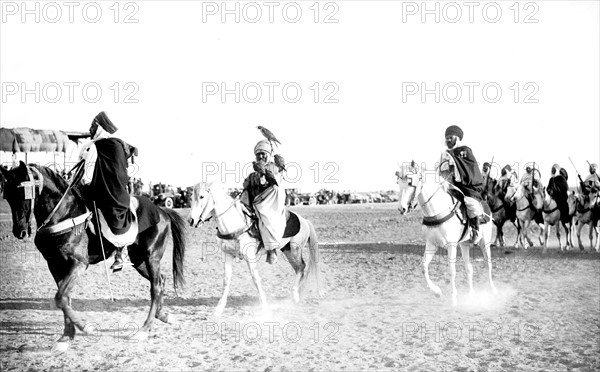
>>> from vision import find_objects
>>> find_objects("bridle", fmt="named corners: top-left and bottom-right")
top-left (193, 185), bottom-right (239, 227)
top-left (16, 166), bottom-right (44, 234)
top-left (399, 171), bottom-right (422, 212)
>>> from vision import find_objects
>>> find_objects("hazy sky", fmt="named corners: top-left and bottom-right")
top-left (1, 0), bottom-right (598, 192)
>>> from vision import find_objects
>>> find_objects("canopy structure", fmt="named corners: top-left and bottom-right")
top-left (0, 127), bottom-right (90, 153)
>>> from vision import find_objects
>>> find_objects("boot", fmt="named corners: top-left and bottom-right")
top-left (111, 248), bottom-right (124, 272)
top-left (470, 217), bottom-right (482, 244)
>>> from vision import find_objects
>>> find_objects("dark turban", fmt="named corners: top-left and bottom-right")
top-left (93, 111), bottom-right (118, 134)
top-left (445, 125), bottom-right (463, 140)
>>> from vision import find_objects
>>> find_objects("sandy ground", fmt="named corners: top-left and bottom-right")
top-left (1, 203), bottom-right (599, 371)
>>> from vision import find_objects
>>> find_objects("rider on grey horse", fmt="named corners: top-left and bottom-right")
top-left (241, 139), bottom-right (287, 264)
top-left (439, 125), bottom-right (485, 244)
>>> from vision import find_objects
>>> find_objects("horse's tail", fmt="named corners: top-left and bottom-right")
top-left (301, 219), bottom-right (325, 298)
top-left (163, 208), bottom-right (186, 292)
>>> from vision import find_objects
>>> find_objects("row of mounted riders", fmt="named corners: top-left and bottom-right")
top-left (481, 178), bottom-right (600, 251)
top-left (140, 183), bottom-right (399, 209)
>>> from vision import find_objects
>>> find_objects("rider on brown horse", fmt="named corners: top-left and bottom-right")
top-left (547, 164), bottom-right (570, 223)
top-left (439, 125), bottom-right (485, 244)
top-left (79, 112), bottom-right (137, 271)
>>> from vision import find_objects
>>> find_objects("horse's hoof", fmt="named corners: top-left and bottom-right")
top-left (451, 298), bottom-right (458, 307)
top-left (82, 322), bottom-right (100, 337)
top-left (213, 308), bottom-right (224, 317)
top-left (51, 341), bottom-right (70, 354)
top-left (292, 292), bottom-right (300, 303)
top-left (129, 330), bottom-right (149, 341)
top-left (166, 314), bottom-right (177, 325)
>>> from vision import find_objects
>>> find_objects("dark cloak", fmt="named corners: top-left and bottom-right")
top-left (447, 145), bottom-right (484, 200)
top-left (91, 138), bottom-right (135, 234)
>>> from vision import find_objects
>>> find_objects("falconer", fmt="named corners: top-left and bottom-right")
top-left (79, 112), bottom-right (138, 271)
top-left (439, 125), bottom-right (485, 243)
top-left (241, 140), bottom-right (287, 264)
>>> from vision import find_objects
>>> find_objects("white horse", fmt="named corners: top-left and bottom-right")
top-left (574, 191), bottom-right (600, 251)
top-left (188, 182), bottom-right (324, 316)
top-left (535, 187), bottom-right (577, 252)
top-left (509, 184), bottom-right (545, 249)
top-left (397, 165), bottom-right (497, 307)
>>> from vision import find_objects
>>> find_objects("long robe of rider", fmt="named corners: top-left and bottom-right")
top-left (440, 125), bottom-right (485, 243)
top-left (241, 140), bottom-right (286, 263)
top-left (80, 112), bottom-right (136, 235)
top-left (581, 163), bottom-right (600, 197)
top-left (546, 164), bottom-right (570, 223)
top-left (79, 112), bottom-right (137, 270)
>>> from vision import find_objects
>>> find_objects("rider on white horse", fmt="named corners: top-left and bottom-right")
top-left (496, 165), bottom-right (518, 200)
top-left (439, 125), bottom-right (485, 244)
top-left (241, 139), bottom-right (287, 264)
top-left (581, 163), bottom-right (600, 204)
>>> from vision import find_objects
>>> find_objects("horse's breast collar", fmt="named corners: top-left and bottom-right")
top-left (422, 201), bottom-right (461, 226)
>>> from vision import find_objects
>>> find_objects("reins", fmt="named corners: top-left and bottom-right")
top-left (37, 160), bottom-right (85, 232)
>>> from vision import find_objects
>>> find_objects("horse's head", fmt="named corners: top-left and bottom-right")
top-left (533, 185), bottom-right (546, 209)
top-left (0, 162), bottom-right (44, 239)
top-left (396, 161), bottom-right (421, 215)
top-left (188, 182), bottom-right (216, 228)
top-left (504, 185), bottom-right (516, 204)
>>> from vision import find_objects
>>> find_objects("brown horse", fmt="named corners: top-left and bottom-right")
top-left (486, 179), bottom-right (519, 248)
top-left (1, 162), bottom-right (186, 352)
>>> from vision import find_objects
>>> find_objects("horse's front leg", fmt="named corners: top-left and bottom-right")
top-left (556, 222), bottom-right (563, 251)
top-left (480, 241), bottom-right (498, 295)
top-left (577, 219), bottom-right (585, 250)
top-left (447, 243), bottom-right (458, 307)
top-left (50, 258), bottom-right (88, 353)
top-left (589, 222), bottom-right (596, 251)
top-left (543, 222), bottom-right (550, 253)
top-left (512, 220), bottom-right (521, 248)
top-left (423, 241), bottom-right (442, 298)
top-left (245, 248), bottom-right (268, 312)
top-left (214, 251), bottom-right (234, 317)
top-left (459, 243), bottom-right (474, 299)
top-left (594, 225), bottom-right (600, 252)
top-left (521, 220), bottom-right (530, 249)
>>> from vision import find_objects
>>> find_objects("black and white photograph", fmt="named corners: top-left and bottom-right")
top-left (1, 0), bottom-right (599, 370)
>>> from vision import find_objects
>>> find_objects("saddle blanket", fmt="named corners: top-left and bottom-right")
top-left (89, 195), bottom-right (160, 247)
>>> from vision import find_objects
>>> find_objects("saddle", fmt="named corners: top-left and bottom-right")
top-left (88, 195), bottom-right (160, 248)
top-left (245, 208), bottom-right (301, 252)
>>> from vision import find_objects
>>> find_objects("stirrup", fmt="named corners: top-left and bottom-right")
top-left (111, 248), bottom-right (131, 272)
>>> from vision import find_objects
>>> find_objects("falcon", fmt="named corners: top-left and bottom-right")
top-left (253, 160), bottom-right (266, 174)
top-left (274, 154), bottom-right (286, 171)
top-left (257, 126), bottom-right (282, 146)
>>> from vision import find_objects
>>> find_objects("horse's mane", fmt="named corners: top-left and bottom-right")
top-left (30, 164), bottom-right (68, 194)
top-left (30, 164), bottom-right (87, 202)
